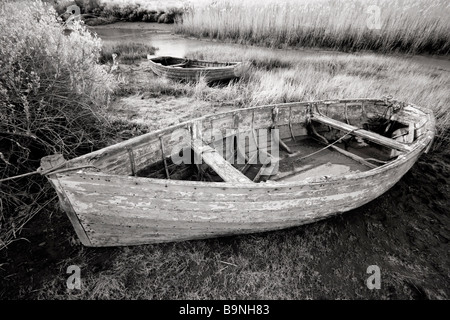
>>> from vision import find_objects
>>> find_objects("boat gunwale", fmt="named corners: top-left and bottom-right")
top-left (54, 98), bottom-right (435, 189)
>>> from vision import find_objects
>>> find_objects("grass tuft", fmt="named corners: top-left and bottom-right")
top-left (100, 42), bottom-right (157, 64)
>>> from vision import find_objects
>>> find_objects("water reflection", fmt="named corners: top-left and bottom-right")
top-left (90, 26), bottom-right (220, 58)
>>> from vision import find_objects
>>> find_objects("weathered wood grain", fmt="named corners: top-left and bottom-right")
top-left (55, 148), bottom-right (419, 246)
top-left (191, 138), bottom-right (252, 183)
top-left (44, 98), bottom-right (435, 247)
top-left (47, 175), bottom-right (92, 246)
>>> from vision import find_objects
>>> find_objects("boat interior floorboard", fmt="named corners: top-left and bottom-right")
top-left (268, 137), bottom-right (371, 182)
top-left (135, 134), bottom-right (391, 183)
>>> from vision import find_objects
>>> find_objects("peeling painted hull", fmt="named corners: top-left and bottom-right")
top-left (43, 99), bottom-right (435, 247)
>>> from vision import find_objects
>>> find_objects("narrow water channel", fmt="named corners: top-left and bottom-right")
top-left (90, 22), bottom-right (450, 71)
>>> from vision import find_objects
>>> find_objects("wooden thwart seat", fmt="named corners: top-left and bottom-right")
top-left (191, 139), bottom-right (252, 183)
top-left (311, 114), bottom-right (412, 152)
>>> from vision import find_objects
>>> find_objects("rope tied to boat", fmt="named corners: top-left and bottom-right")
top-left (0, 163), bottom-right (99, 183)
top-left (290, 127), bottom-right (360, 161)
top-left (299, 121), bottom-right (389, 166)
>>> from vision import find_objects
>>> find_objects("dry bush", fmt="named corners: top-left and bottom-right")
top-left (0, 0), bottom-right (117, 250)
top-left (186, 46), bottom-right (450, 152)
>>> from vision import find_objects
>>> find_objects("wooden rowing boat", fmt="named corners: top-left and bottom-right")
top-left (41, 98), bottom-right (435, 247)
top-left (147, 56), bottom-right (242, 82)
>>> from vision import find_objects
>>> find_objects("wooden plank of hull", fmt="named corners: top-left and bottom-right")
top-left (311, 114), bottom-right (412, 152)
top-left (65, 188), bottom-right (380, 246)
top-left (54, 171), bottom-right (382, 202)
top-left (62, 174), bottom-right (397, 219)
top-left (76, 209), bottom-right (352, 246)
top-left (162, 70), bottom-right (236, 80)
top-left (47, 175), bottom-right (92, 246)
top-left (54, 147), bottom-right (421, 246)
top-left (59, 177), bottom-right (394, 247)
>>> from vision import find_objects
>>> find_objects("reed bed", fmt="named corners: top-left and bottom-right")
top-left (177, 0), bottom-right (450, 54)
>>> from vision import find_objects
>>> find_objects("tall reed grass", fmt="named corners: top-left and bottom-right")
top-left (177, 0), bottom-right (450, 54)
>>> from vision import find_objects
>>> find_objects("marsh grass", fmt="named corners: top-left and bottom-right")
top-left (100, 42), bottom-right (157, 64)
top-left (178, 0), bottom-right (450, 55)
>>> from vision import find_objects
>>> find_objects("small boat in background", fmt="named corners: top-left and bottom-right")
top-left (147, 56), bottom-right (242, 82)
top-left (41, 98), bottom-right (435, 247)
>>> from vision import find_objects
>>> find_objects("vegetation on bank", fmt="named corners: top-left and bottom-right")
top-left (0, 1), bottom-right (119, 250)
top-left (100, 42), bottom-right (157, 64)
top-left (177, 0), bottom-right (450, 55)
top-left (52, 0), bottom-right (184, 25)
